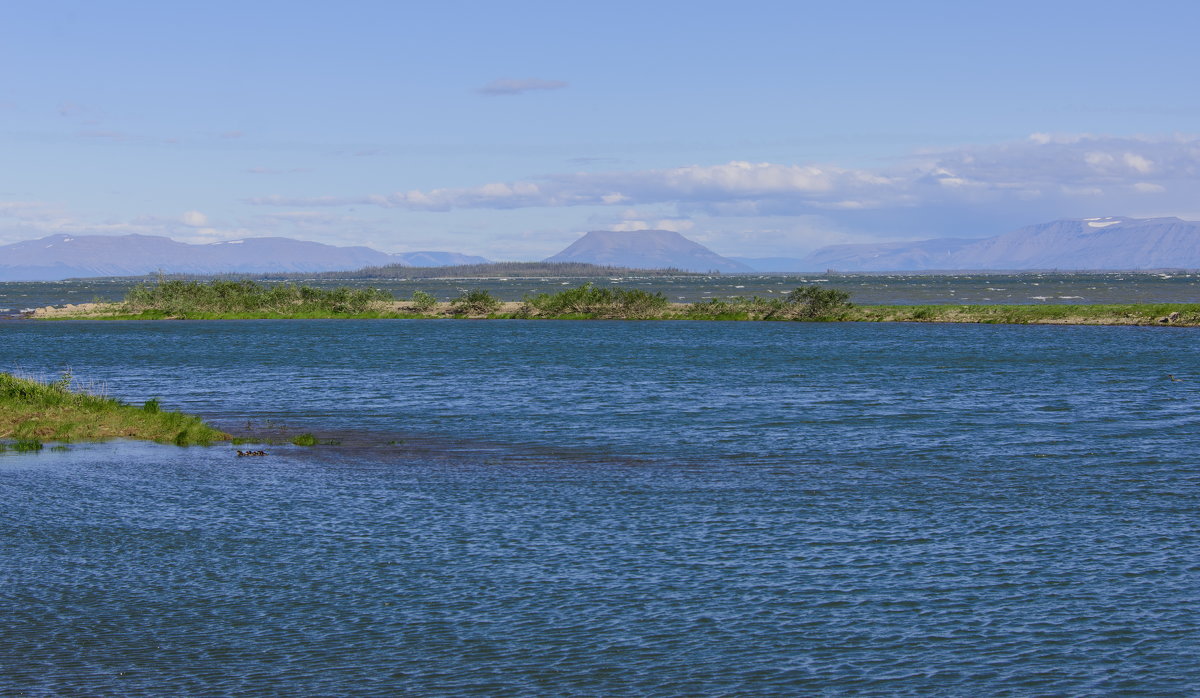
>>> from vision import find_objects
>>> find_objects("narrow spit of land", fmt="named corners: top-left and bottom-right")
top-left (27, 279), bottom-right (1200, 326)
top-left (0, 372), bottom-right (229, 448)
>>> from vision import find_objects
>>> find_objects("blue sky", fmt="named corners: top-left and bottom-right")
top-left (3, 0), bottom-right (1199, 259)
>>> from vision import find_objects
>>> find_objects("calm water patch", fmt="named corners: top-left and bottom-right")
top-left (1, 320), bottom-right (1198, 694)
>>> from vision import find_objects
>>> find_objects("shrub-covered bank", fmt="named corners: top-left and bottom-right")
top-left (0, 372), bottom-right (229, 446)
top-left (28, 279), bottom-right (1200, 326)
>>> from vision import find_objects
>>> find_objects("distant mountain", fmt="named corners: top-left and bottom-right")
top-left (800, 238), bottom-right (977, 272)
top-left (545, 230), bottom-right (753, 273)
top-left (392, 251), bottom-right (489, 267)
top-left (730, 257), bottom-right (815, 272)
top-left (0, 234), bottom-right (489, 280)
top-left (800, 217), bottom-right (1200, 271)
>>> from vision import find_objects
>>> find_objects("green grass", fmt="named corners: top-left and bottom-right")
top-left (35, 279), bottom-right (1200, 326)
top-left (522, 282), bottom-right (670, 319)
top-left (0, 372), bottom-right (229, 446)
top-left (15, 438), bottom-right (43, 452)
top-left (291, 433), bottom-right (317, 446)
top-left (71, 309), bottom-right (432, 321)
top-left (844, 303), bottom-right (1200, 325)
top-left (122, 279), bottom-right (394, 317)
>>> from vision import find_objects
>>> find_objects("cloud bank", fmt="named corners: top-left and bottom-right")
top-left (247, 135), bottom-right (1200, 223)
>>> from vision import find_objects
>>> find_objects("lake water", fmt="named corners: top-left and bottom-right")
top-left (2, 319), bottom-right (1198, 694)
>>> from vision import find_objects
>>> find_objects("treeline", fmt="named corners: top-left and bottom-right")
top-left (80, 262), bottom-right (706, 283)
top-left (277, 261), bottom-right (705, 280)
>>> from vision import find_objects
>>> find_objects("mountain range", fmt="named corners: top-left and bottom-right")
top-left (801, 217), bottom-right (1200, 271)
top-left (545, 230), bottom-right (754, 272)
top-left (2, 217), bottom-right (1198, 280)
top-left (541, 219), bottom-right (1200, 272)
top-left (0, 234), bottom-right (487, 281)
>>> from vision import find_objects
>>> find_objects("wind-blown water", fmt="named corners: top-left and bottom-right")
top-left (4, 270), bottom-right (1200, 316)
top-left (2, 320), bottom-right (1198, 694)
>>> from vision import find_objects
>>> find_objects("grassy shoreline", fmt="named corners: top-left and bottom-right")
top-left (26, 279), bottom-right (1200, 326)
top-left (34, 303), bottom-right (1200, 326)
top-left (0, 372), bottom-right (229, 447)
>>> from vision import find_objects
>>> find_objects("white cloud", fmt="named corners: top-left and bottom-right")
top-left (0, 201), bottom-right (262, 247)
top-left (235, 133), bottom-right (1200, 250)
top-left (610, 218), bottom-right (695, 233)
top-left (1123, 152), bottom-right (1153, 173)
top-left (478, 78), bottom-right (568, 96)
top-left (181, 210), bottom-right (208, 227)
top-left (247, 160), bottom-right (887, 212)
top-left (245, 135), bottom-right (1199, 219)
top-left (0, 201), bottom-right (55, 219)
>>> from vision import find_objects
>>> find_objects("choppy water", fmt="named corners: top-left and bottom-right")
top-left (4, 271), bottom-right (1200, 315)
top-left (2, 320), bottom-right (1199, 694)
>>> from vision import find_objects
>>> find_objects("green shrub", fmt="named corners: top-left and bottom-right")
top-left (450, 289), bottom-right (502, 315)
top-left (683, 298), bottom-right (747, 320)
top-left (780, 286), bottom-right (853, 319)
top-left (525, 283), bottom-right (668, 318)
top-left (292, 433), bottom-right (318, 446)
top-left (410, 290), bottom-right (438, 312)
top-left (143, 398), bottom-right (161, 413)
top-left (124, 279), bottom-right (393, 316)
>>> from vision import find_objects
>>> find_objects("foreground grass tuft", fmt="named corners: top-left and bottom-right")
top-left (0, 372), bottom-right (229, 446)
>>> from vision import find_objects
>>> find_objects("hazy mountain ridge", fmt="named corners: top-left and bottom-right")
top-left (4, 218), bottom-right (1196, 280)
top-left (0, 234), bottom-right (489, 281)
top-left (801, 217), bottom-right (1200, 271)
top-left (545, 230), bottom-right (754, 273)
top-left (394, 251), bottom-right (489, 266)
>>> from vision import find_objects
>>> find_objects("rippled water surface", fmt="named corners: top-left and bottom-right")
top-left (2, 320), bottom-right (1198, 694)
top-left (4, 270), bottom-right (1200, 315)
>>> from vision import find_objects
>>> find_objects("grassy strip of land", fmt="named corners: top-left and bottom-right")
top-left (0, 372), bottom-right (229, 446)
top-left (124, 279), bottom-right (393, 315)
top-left (28, 279), bottom-right (1200, 326)
top-left (841, 303), bottom-right (1200, 325)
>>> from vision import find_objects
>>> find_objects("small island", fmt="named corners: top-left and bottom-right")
top-left (0, 372), bottom-right (229, 449)
top-left (25, 279), bottom-right (1200, 326)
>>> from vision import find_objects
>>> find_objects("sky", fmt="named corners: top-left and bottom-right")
top-left (3, 0), bottom-right (1200, 260)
